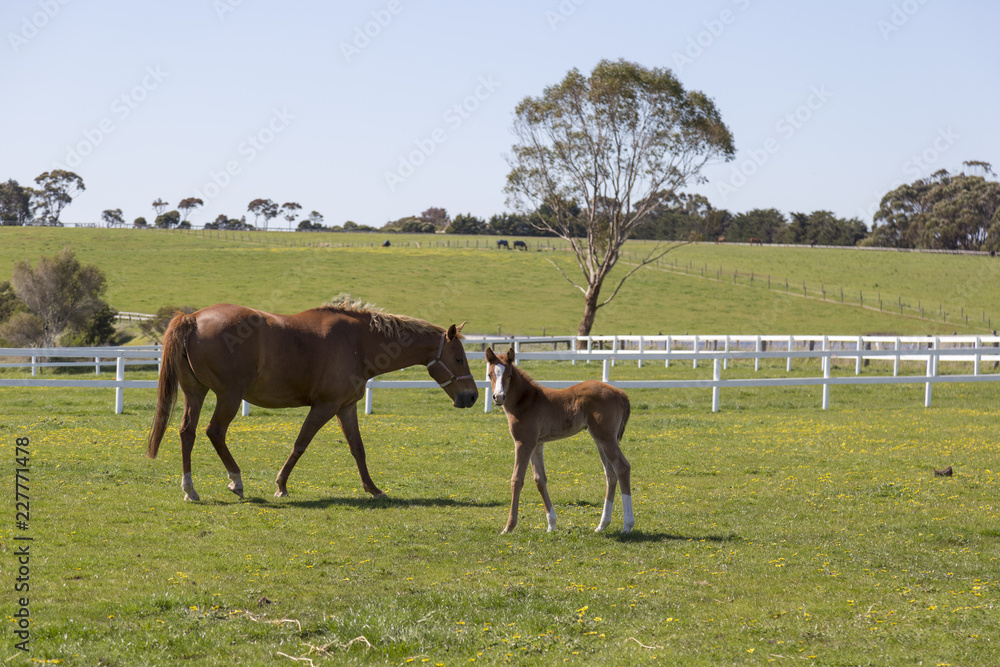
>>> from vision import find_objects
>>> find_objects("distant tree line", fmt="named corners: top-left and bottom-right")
top-left (4, 161), bottom-right (999, 250)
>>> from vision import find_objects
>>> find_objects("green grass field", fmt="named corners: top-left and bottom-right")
top-left (2, 228), bottom-right (999, 665)
top-left (0, 227), bottom-right (996, 336)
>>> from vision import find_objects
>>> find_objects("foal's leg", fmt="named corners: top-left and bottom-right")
top-left (595, 438), bottom-right (633, 533)
top-left (529, 446), bottom-right (556, 532)
top-left (274, 402), bottom-right (338, 497)
top-left (503, 439), bottom-right (536, 534)
top-left (204, 393), bottom-right (245, 498)
top-left (595, 446), bottom-right (617, 532)
top-left (178, 387), bottom-right (207, 501)
top-left (335, 403), bottom-right (385, 498)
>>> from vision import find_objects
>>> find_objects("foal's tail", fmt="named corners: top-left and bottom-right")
top-left (617, 394), bottom-right (631, 443)
top-left (146, 312), bottom-right (198, 458)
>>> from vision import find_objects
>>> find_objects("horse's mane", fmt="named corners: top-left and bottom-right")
top-left (322, 295), bottom-right (442, 338)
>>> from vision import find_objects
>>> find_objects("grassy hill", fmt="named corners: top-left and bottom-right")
top-left (1, 227), bottom-right (996, 336)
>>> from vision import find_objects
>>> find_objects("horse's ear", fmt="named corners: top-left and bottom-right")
top-left (446, 324), bottom-right (458, 340)
top-left (456, 321), bottom-right (466, 333)
top-left (506, 346), bottom-right (516, 363)
top-left (485, 346), bottom-right (497, 363)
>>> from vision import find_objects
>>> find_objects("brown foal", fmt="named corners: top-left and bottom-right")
top-left (486, 346), bottom-right (634, 534)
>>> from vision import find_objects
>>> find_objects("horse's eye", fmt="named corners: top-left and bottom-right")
top-left (455, 358), bottom-right (464, 366)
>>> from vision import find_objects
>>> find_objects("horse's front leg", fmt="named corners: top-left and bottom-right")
top-left (336, 403), bottom-right (385, 498)
top-left (503, 439), bottom-right (535, 534)
top-left (274, 403), bottom-right (337, 497)
top-left (530, 446), bottom-right (556, 532)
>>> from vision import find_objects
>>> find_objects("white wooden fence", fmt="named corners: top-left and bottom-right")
top-left (2, 335), bottom-right (999, 415)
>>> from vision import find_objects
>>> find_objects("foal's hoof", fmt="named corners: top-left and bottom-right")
top-left (184, 491), bottom-right (200, 502)
top-left (229, 486), bottom-right (244, 499)
top-left (274, 489), bottom-right (288, 498)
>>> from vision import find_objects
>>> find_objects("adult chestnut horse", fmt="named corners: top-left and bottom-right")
top-left (147, 301), bottom-right (478, 501)
top-left (486, 346), bottom-right (634, 534)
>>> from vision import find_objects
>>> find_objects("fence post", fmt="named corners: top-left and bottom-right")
top-left (856, 335), bottom-right (863, 375)
top-left (365, 381), bottom-right (374, 415)
top-left (95, 356), bottom-right (101, 376)
top-left (665, 335), bottom-right (672, 368)
top-left (924, 338), bottom-right (936, 408)
top-left (822, 335), bottom-right (830, 410)
top-left (712, 358), bottom-right (721, 413)
top-left (693, 335), bottom-right (700, 369)
top-left (893, 337), bottom-right (900, 376)
top-left (31, 355), bottom-right (37, 376)
top-left (115, 355), bottom-right (125, 414)
top-left (611, 336), bottom-right (618, 367)
top-left (754, 335), bottom-right (761, 372)
top-left (974, 336), bottom-right (981, 376)
top-left (723, 335), bottom-right (730, 371)
top-left (637, 335), bottom-right (644, 369)
top-left (602, 358), bottom-right (610, 383)
top-left (786, 335), bottom-right (794, 372)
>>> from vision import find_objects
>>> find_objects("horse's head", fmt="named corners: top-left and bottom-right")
top-left (426, 322), bottom-right (478, 408)
top-left (485, 346), bottom-right (514, 407)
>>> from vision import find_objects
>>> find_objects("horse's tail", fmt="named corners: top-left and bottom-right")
top-left (617, 394), bottom-right (631, 443)
top-left (147, 312), bottom-right (198, 458)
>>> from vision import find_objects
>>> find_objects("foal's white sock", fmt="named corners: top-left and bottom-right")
top-left (596, 498), bottom-right (614, 532)
top-left (546, 508), bottom-right (557, 532)
top-left (622, 494), bottom-right (634, 533)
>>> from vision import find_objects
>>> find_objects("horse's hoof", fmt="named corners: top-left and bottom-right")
top-left (274, 489), bottom-right (288, 498)
top-left (230, 486), bottom-right (244, 499)
top-left (595, 524), bottom-right (608, 533)
top-left (184, 492), bottom-right (200, 502)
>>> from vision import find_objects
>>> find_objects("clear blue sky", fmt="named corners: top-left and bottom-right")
top-left (3, 0), bottom-right (997, 230)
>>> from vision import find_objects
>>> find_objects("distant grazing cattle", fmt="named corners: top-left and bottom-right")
top-left (514, 240), bottom-right (528, 251)
top-left (381, 240), bottom-right (391, 247)
top-left (497, 239), bottom-right (509, 249)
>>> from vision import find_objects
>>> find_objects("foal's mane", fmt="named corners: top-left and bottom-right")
top-left (323, 295), bottom-right (442, 338)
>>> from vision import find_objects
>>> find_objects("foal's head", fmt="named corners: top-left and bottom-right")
top-left (485, 346), bottom-right (515, 406)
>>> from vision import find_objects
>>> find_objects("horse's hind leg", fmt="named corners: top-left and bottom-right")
top-left (204, 394), bottom-right (245, 498)
top-left (178, 386), bottom-right (207, 501)
top-left (595, 439), bottom-right (633, 533)
top-left (529, 446), bottom-right (556, 531)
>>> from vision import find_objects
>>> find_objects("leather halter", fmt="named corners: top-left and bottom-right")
top-left (425, 331), bottom-right (474, 388)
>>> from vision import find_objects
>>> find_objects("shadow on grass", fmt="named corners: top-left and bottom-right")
top-left (227, 495), bottom-right (505, 510)
top-left (610, 530), bottom-right (741, 544)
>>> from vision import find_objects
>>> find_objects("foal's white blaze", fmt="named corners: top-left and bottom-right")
top-left (490, 363), bottom-right (506, 404)
top-left (182, 472), bottom-right (199, 502)
top-left (596, 498), bottom-right (614, 532)
top-left (621, 494), bottom-right (634, 533)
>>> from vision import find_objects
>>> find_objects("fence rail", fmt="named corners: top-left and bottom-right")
top-left (2, 335), bottom-right (999, 415)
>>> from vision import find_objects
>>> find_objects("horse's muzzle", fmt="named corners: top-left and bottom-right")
top-left (454, 389), bottom-right (478, 409)
top-left (491, 391), bottom-right (505, 406)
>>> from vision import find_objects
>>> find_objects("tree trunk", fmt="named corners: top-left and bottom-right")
top-left (575, 284), bottom-right (601, 348)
